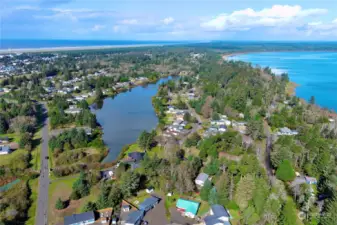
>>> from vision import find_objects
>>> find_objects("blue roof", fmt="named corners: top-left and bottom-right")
top-left (64, 211), bottom-right (95, 225)
top-left (139, 196), bottom-right (160, 210)
top-left (125, 210), bottom-right (144, 224)
top-left (176, 199), bottom-right (200, 216)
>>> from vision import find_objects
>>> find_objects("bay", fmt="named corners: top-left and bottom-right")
top-left (230, 52), bottom-right (337, 112)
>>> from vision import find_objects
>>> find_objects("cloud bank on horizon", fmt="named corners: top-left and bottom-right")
top-left (2, 0), bottom-right (337, 40)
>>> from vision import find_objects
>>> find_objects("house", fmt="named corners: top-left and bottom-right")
top-left (96, 208), bottom-right (113, 224)
top-left (128, 152), bottom-right (145, 162)
top-left (138, 196), bottom-right (160, 212)
top-left (218, 125), bottom-right (227, 133)
top-left (176, 198), bottom-right (200, 218)
top-left (101, 169), bottom-right (114, 180)
top-left (64, 105), bottom-right (82, 114)
top-left (146, 187), bottom-right (154, 193)
top-left (204, 205), bottom-right (231, 225)
top-left (125, 152), bottom-right (145, 170)
top-left (64, 211), bottom-right (95, 225)
top-left (124, 210), bottom-right (144, 225)
top-left (305, 176), bottom-right (318, 185)
top-left (0, 145), bottom-right (11, 155)
top-left (122, 204), bottom-right (131, 212)
top-left (195, 173), bottom-right (209, 187)
top-left (277, 127), bottom-right (298, 136)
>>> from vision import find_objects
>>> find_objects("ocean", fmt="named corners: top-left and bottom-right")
top-left (0, 39), bottom-right (186, 49)
top-left (230, 52), bottom-right (337, 112)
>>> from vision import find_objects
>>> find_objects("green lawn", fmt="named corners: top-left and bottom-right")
top-left (147, 146), bottom-right (164, 158)
top-left (125, 143), bottom-right (143, 154)
top-left (0, 149), bottom-right (28, 166)
top-left (26, 179), bottom-right (39, 225)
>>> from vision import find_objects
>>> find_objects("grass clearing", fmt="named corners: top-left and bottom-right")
top-left (48, 174), bottom-right (99, 225)
top-left (147, 146), bottom-right (164, 158)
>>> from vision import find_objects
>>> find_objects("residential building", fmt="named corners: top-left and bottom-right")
top-left (204, 205), bottom-right (231, 225)
top-left (64, 211), bottom-right (95, 225)
top-left (195, 173), bottom-right (209, 187)
top-left (138, 196), bottom-right (160, 212)
top-left (305, 176), bottom-right (318, 184)
top-left (64, 105), bottom-right (82, 114)
top-left (124, 210), bottom-right (144, 225)
top-left (277, 127), bottom-right (298, 136)
top-left (176, 198), bottom-right (200, 218)
top-left (0, 145), bottom-right (11, 155)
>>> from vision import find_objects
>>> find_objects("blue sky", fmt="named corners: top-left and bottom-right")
top-left (2, 0), bottom-right (337, 40)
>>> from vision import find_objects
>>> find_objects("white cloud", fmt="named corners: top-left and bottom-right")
top-left (15, 5), bottom-right (40, 11)
top-left (120, 19), bottom-right (138, 25)
top-left (92, 25), bottom-right (105, 31)
top-left (201, 5), bottom-right (327, 31)
top-left (162, 17), bottom-right (174, 25)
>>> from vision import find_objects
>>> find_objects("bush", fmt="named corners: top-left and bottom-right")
top-left (276, 160), bottom-right (296, 181)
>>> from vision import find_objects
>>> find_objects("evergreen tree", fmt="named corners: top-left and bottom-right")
top-left (235, 174), bottom-right (255, 210)
top-left (200, 180), bottom-right (213, 201)
top-left (280, 199), bottom-right (298, 225)
top-left (320, 197), bottom-right (337, 225)
top-left (309, 96), bottom-right (315, 105)
top-left (81, 201), bottom-right (97, 212)
top-left (208, 187), bottom-right (218, 205)
top-left (55, 197), bottom-right (65, 210)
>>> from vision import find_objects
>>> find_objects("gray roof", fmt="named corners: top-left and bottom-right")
top-left (204, 205), bottom-right (231, 225)
top-left (125, 210), bottom-right (144, 224)
top-left (211, 205), bottom-right (230, 217)
top-left (128, 152), bottom-right (145, 162)
top-left (204, 216), bottom-right (231, 225)
top-left (0, 145), bottom-right (10, 153)
top-left (64, 211), bottom-right (95, 225)
top-left (139, 196), bottom-right (160, 210)
top-left (195, 173), bottom-right (209, 182)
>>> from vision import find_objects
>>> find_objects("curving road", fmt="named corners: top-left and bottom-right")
top-left (36, 106), bottom-right (49, 225)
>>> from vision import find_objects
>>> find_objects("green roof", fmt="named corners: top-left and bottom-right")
top-left (176, 198), bottom-right (200, 216)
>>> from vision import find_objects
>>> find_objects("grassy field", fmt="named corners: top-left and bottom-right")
top-left (26, 179), bottom-right (39, 225)
top-left (48, 174), bottom-right (99, 225)
top-left (30, 130), bottom-right (42, 171)
top-left (0, 149), bottom-right (28, 166)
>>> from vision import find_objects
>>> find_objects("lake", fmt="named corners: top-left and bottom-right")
top-left (229, 52), bottom-right (337, 112)
top-left (94, 77), bottom-right (173, 162)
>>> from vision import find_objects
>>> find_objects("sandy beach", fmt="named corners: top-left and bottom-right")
top-left (0, 44), bottom-right (164, 54)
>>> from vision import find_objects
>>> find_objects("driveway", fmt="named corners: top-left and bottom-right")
top-left (169, 208), bottom-right (196, 225)
top-left (143, 195), bottom-right (167, 225)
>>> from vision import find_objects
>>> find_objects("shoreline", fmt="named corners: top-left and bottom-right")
top-left (0, 44), bottom-right (164, 54)
top-left (224, 51), bottom-right (337, 116)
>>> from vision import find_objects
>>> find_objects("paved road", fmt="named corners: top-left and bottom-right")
top-left (36, 106), bottom-right (50, 225)
top-left (179, 102), bottom-right (202, 146)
